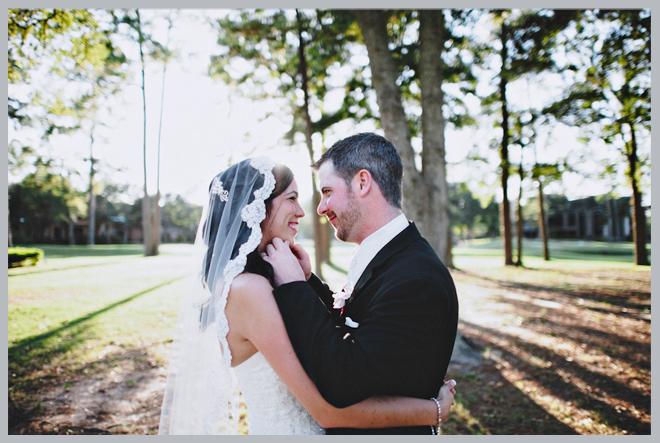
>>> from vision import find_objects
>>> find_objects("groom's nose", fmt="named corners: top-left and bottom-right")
top-left (317, 197), bottom-right (328, 216)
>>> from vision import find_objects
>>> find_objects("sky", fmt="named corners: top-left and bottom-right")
top-left (7, 7), bottom-right (652, 211)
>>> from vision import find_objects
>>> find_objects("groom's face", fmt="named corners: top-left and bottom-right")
top-left (317, 161), bottom-right (361, 243)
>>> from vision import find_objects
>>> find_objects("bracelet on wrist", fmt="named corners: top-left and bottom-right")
top-left (430, 397), bottom-right (442, 435)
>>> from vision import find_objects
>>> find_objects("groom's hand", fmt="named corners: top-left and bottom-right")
top-left (261, 238), bottom-right (306, 287)
top-left (290, 243), bottom-right (312, 281)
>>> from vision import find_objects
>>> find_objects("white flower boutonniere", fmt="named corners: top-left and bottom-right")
top-left (344, 317), bottom-right (359, 329)
top-left (332, 282), bottom-right (354, 310)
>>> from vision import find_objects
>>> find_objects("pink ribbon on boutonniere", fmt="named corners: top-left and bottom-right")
top-left (332, 282), bottom-right (354, 316)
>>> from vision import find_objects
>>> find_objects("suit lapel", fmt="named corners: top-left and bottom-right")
top-left (344, 222), bottom-right (420, 312)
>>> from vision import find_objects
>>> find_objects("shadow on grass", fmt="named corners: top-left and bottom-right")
top-left (457, 268), bottom-right (650, 313)
top-left (447, 362), bottom-right (578, 434)
top-left (10, 342), bottom-right (166, 435)
top-left (8, 276), bottom-right (183, 380)
top-left (459, 320), bottom-right (650, 435)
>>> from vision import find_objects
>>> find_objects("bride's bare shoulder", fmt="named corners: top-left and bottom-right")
top-left (230, 273), bottom-right (273, 296)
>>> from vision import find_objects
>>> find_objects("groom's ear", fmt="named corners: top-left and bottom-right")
top-left (353, 169), bottom-right (372, 198)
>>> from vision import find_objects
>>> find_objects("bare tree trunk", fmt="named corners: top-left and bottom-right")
top-left (8, 203), bottom-right (13, 247)
top-left (355, 10), bottom-right (423, 223)
top-left (515, 163), bottom-right (524, 267)
top-left (136, 9), bottom-right (157, 257)
top-left (296, 9), bottom-right (324, 279)
top-left (419, 9), bottom-right (453, 267)
top-left (627, 123), bottom-right (649, 266)
top-left (152, 192), bottom-right (161, 253)
top-left (87, 126), bottom-right (96, 246)
top-left (499, 24), bottom-right (514, 265)
top-left (538, 179), bottom-right (550, 260)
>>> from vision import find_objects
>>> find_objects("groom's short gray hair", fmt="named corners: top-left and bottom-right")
top-left (312, 133), bottom-right (403, 209)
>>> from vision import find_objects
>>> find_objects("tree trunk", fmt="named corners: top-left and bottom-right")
top-left (8, 205), bottom-right (13, 248)
top-left (87, 129), bottom-right (96, 246)
top-left (297, 9), bottom-right (324, 279)
top-left (153, 192), bottom-right (161, 253)
top-left (627, 123), bottom-right (649, 266)
top-left (357, 9), bottom-right (479, 372)
top-left (419, 9), bottom-right (453, 268)
top-left (68, 217), bottom-right (74, 245)
top-left (499, 24), bottom-right (514, 265)
top-left (515, 163), bottom-right (524, 267)
top-left (537, 179), bottom-right (549, 260)
top-left (355, 10), bottom-right (423, 223)
top-left (136, 9), bottom-right (157, 257)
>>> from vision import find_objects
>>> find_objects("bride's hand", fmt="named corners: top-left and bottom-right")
top-left (261, 238), bottom-right (306, 286)
top-left (436, 379), bottom-right (457, 423)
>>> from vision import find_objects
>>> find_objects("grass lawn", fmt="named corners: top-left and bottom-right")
top-left (7, 238), bottom-right (651, 435)
top-left (443, 238), bottom-right (651, 435)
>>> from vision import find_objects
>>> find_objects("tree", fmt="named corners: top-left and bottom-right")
top-left (8, 158), bottom-right (86, 244)
top-left (356, 9), bottom-right (483, 371)
top-left (355, 9), bottom-right (478, 267)
top-left (418, 10), bottom-right (452, 267)
top-left (112, 9), bottom-right (169, 256)
top-left (545, 9), bottom-right (650, 265)
top-left (9, 9), bottom-right (127, 246)
top-left (210, 9), bottom-right (369, 278)
top-left (8, 9), bottom-right (113, 124)
top-left (45, 34), bottom-right (127, 246)
top-left (480, 9), bottom-right (578, 265)
top-left (161, 194), bottom-right (203, 243)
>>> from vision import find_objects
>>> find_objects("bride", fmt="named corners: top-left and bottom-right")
top-left (158, 157), bottom-right (456, 434)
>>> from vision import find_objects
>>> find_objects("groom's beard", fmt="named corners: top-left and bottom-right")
top-left (334, 189), bottom-right (361, 242)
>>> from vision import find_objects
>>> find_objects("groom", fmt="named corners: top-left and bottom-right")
top-left (265, 133), bottom-right (459, 434)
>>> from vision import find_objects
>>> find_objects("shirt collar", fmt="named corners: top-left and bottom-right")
top-left (346, 213), bottom-right (409, 286)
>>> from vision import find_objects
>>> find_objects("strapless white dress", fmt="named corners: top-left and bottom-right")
top-left (234, 352), bottom-right (325, 435)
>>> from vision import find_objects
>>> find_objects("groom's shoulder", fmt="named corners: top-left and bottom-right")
top-left (394, 229), bottom-right (451, 274)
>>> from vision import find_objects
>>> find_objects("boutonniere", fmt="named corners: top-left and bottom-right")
top-left (342, 316), bottom-right (360, 340)
top-left (332, 282), bottom-right (354, 315)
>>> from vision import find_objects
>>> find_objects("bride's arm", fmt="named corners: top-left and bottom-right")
top-left (227, 276), bottom-right (455, 429)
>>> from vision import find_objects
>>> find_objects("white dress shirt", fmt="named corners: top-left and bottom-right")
top-left (346, 213), bottom-right (409, 288)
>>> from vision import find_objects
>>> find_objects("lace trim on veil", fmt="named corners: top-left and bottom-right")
top-left (210, 157), bottom-right (276, 433)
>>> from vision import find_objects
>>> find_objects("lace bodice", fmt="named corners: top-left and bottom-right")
top-left (234, 352), bottom-right (325, 435)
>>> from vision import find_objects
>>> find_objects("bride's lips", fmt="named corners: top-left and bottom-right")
top-left (288, 222), bottom-right (298, 232)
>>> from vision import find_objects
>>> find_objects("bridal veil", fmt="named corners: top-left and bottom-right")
top-left (158, 157), bottom-right (275, 434)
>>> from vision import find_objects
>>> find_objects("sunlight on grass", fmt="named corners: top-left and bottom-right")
top-left (8, 240), bottom-right (649, 434)
top-left (445, 403), bottom-right (489, 435)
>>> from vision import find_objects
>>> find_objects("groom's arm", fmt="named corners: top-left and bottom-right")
top-left (273, 276), bottom-right (451, 409)
top-left (306, 273), bottom-right (342, 324)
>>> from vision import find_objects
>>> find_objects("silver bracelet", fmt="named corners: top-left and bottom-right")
top-left (430, 397), bottom-right (442, 435)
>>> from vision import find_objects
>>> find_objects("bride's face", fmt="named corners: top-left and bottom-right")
top-left (260, 179), bottom-right (305, 250)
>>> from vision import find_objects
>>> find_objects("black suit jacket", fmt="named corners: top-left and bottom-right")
top-left (273, 222), bottom-right (459, 434)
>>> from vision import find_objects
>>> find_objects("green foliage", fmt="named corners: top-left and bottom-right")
top-left (161, 194), bottom-right (203, 243)
top-left (8, 9), bottom-right (122, 129)
top-left (381, 10), bottom-right (480, 135)
top-left (9, 158), bottom-right (87, 243)
top-left (8, 247), bottom-right (44, 268)
top-left (449, 183), bottom-right (500, 239)
top-left (209, 9), bottom-right (373, 146)
top-left (543, 9), bottom-right (650, 151)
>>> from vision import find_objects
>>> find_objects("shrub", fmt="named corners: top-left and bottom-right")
top-left (8, 247), bottom-right (44, 268)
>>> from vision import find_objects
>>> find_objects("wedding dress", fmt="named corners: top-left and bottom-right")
top-left (234, 352), bottom-right (324, 435)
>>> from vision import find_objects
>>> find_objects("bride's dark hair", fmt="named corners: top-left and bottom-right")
top-left (203, 162), bottom-right (294, 290)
